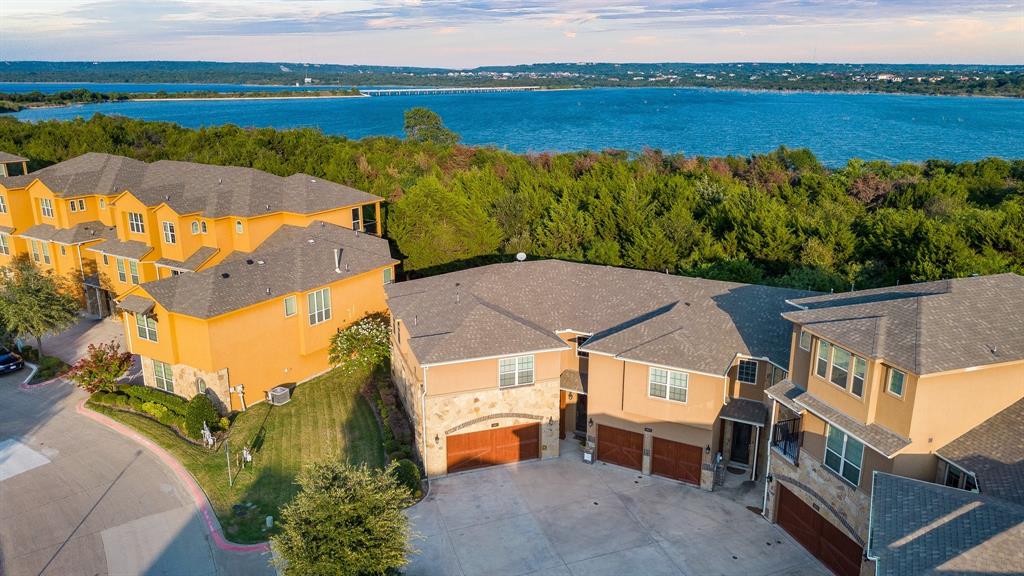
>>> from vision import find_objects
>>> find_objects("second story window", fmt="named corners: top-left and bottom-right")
top-left (128, 260), bottom-right (139, 284)
top-left (235, 220), bottom-right (244, 234)
top-left (649, 366), bottom-right (688, 402)
top-left (307, 287), bottom-right (331, 325)
top-left (0, 194), bottom-right (7, 213)
top-left (283, 295), bottom-right (297, 317)
top-left (117, 258), bottom-right (127, 282)
top-left (77, 199), bottom-right (86, 211)
top-left (824, 425), bottom-right (863, 486)
top-left (383, 268), bottom-right (393, 285)
top-left (738, 359), bottom-right (758, 384)
top-left (40, 198), bottom-right (54, 218)
top-left (351, 207), bottom-right (361, 230)
top-left (162, 221), bottom-right (176, 245)
top-left (135, 313), bottom-right (158, 342)
top-left (499, 355), bottom-right (534, 388)
top-left (816, 340), bottom-right (866, 398)
top-left (192, 221), bottom-right (200, 234)
top-left (99, 199), bottom-right (106, 209)
top-left (799, 330), bottom-right (812, 351)
top-left (128, 212), bottom-right (145, 234)
top-left (0, 234), bottom-right (9, 256)
top-left (830, 347), bottom-right (851, 388)
top-left (815, 341), bottom-right (831, 379)
top-left (31, 240), bottom-right (51, 265)
top-left (70, 200), bottom-right (78, 212)
top-left (886, 367), bottom-right (906, 397)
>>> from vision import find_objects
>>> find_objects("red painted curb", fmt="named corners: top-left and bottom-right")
top-left (19, 376), bottom-right (63, 391)
top-left (76, 399), bottom-right (271, 553)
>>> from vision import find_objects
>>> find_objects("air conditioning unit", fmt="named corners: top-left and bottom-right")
top-left (268, 386), bottom-right (291, 406)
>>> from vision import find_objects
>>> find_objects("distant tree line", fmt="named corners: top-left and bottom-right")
top-left (0, 88), bottom-right (363, 113)
top-left (0, 113), bottom-right (1021, 292)
top-left (1, 61), bottom-right (1021, 97)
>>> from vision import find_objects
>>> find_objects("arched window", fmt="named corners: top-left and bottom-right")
top-left (195, 377), bottom-right (207, 394)
top-left (235, 220), bottom-right (243, 234)
top-left (201, 221), bottom-right (208, 234)
top-left (191, 221), bottom-right (200, 234)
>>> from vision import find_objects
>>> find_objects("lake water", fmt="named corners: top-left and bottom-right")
top-left (10, 86), bottom-right (1024, 165)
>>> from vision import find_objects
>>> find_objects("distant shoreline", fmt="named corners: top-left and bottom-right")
top-left (130, 93), bottom-right (368, 102)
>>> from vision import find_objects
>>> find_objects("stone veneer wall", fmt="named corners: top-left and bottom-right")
top-left (390, 339), bottom-right (426, 463)
top-left (766, 448), bottom-right (874, 576)
top-left (422, 377), bottom-right (561, 477)
top-left (139, 356), bottom-right (231, 413)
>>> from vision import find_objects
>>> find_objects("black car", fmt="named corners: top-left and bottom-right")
top-left (0, 346), bottom-right (24, 374)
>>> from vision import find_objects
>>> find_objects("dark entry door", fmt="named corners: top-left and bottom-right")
top-left (575, 394), bottom-right (588, 434)
top-left (730, 422), bottom-right (752, 465)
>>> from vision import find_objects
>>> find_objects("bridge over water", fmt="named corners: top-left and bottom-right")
top-left (360, 86), bottom-right (541, 96)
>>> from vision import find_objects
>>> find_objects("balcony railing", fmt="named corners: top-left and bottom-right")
top-left (772, 417), bottom-right (801, 464)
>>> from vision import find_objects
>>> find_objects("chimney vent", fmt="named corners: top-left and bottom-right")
top-left (266, 288), bottom-right (271, 295)
top-left (334, 248), bottom-right (344, 273)
top-left (246, 259), bottom-right (254, 265)
top-left (221, 272), bottom-right (230, 279)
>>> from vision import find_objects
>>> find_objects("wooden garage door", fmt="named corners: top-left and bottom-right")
top-left (777, 485), bottom-right (863, 576)
top-left (596, 425), bottom-right (643, 471)
top-left (446, 423), bottom-right (540, 474)
top-left (651, 437), bottom-right (703, 486)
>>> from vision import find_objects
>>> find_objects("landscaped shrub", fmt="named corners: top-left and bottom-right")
top-left (141, 401), bottom-right (169, 420)
top-left (119, 384), bottom-right (189, 416)
top-left (389, 450), bottom-right (409, 462)
top-left (384, 439), bottom-right (401, 454)
top-left (392, 459), bottom-right (422, 499)
top-left (92, 391), bottom-right (109, 403)
top-left (185, 393), bottom-right (220, 439)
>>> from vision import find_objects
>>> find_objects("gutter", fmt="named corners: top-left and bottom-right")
top-left (420, 366), bottom-right (429, 473)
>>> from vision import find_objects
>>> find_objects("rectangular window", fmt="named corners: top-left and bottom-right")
top-left (383, 267), bottom-right (393, 285)
top-left (31, 240), bottom-right (40, 262)
top-left (128, 212), bottom-right (145, 234)
top-left (307, 287), bottom-right (331, 325)
top-left (153, 360), bottom-right (174, 392)
top-left (59, 245), bottom-right (66, 256)
top-left (737, 359), bottom-right (758, 384)
top-left (830, 347), bottom-right (851, 388)
top-left (128, 260), bottom-right (139, 284)
top-left (102, 254), bottom-right (109, 266)
top-left (117, 258), bottom-right (126, 282)
top-left (0, 195), bottom-right (7, 213)
top-left (39, 241), bottom-right (50, 264)
top-left (799, 330), bottom-right (812, 351)
top-left (816, 341), bottom-right (831, 379)
top-left (70, 199), bottom-right (78, 212)
top-left (0, 234), bottom-right (9, 256)
top-left (498, 355), bottom-right (535, 388)
top-left (135, 313), bottom-right (158, 342)
top-left (40, 198), bottom-right (54, 218)
top-left (887, 368), bottom-right (906, 397)
top-left (77, 199), bottom-right (86, 211)
top-left (649, 367), bottom-right (688, 403)
top-left (824, 425), bottom-right (864, 486)
top-left (99, 199), bottom-right (106, 209)
top-left (283, 295), bottom-right (297, 317)
top-left (162, 221), bottom-right (176, 244)
top-left (851, 356), bottom-right (867, 397)
top-left (351, 207), bottom-right (361, 230)
top-left (944, 463), bottom-right (978, 492)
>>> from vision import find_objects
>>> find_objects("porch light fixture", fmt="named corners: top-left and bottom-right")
top-left (434, 434), bottom-right (440, 446)
top-left (568, 392), bottom-right (574, 400)
top-left (705, 444), bottom-right (711, 455)
top-left (587, 417), bottom-right (593, 428)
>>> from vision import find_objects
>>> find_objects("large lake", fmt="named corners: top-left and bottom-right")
top-left (9, 85), bottom-right (1024, 165)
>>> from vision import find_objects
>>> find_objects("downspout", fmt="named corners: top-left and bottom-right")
top-left (762, 399), bottom-right (777, 520)
top-left (750, 425), bottom-right (761, 481)
top-left (420, 366), bottom-right (429, 473)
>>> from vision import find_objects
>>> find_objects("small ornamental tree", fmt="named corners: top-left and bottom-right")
top-left (63, 340), bottom-right (133, 393)
top-left (184, 393), bottom-right (220, 439)
top-left (328, 312), bottom-right (391, 374)
top-left (272, 460), bottom-right (414, 576)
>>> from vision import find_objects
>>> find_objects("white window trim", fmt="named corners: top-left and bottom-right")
top-left (153, 360), bottom-right (174, 392)
top-left (647, 366), bottom-right (688, 403)
top-left (235, 220), bottom-right (244, 234)
top-left (816, 339), bottom-right (867, 399)
top-left (0, 195), bottom-right (7, 213)
top-left (128, 260), bottom-right (139, 284)
top-left (191, 221), bottom-right (200, 235)
top-left (0, 234), bottom-right (9, 256)
top-left (886, 367), bottom-right (906, 398)
top-left (116, 258), bottom-right (127, 282)
top-left (135, 313), bottom-right (158, 342)
top-left (283, 295), bottom-right (297, 317)
top-left (799, 329), bottom-right (811, 351)
top-left (77, 199), bottom-right (85, 211)
top-left (307, 287), bottom-right (331, 326)
top-left (128, 212), bottom-right (145, 234)
top-left (498, 354), bottom-right (535, 388)
top-left (40, 198), bottom-right (54, 218)
top-left (162, 221), bottom-right (176, 245)
top-left (824, 424), bottom-right (863, 487)
top-left (737, 359), bottom-right (758, 385)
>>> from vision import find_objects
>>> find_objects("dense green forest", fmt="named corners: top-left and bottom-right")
top-left (0, 114), bottom-right (1021, 291)
top-left (3, 61), bottom-right (1023, 97)
top-left (0, 88), bottom-right (364, 113)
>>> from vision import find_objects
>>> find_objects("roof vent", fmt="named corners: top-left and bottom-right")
top-left (246, 259), bottom-right (254, 265)
top-left (334, 248), bottom-right (344, 273)
top-left (308, 238), bottom-right (315, 244)
top-left (256, 260), bottom-right (265, 265)
top-left (218, 178), bottom-right (222, 185)
top-left (221, 272), bottom-right (230, 279)
top-left (164, 194), bottom-right (170, 201)
top-left (266, 287), bottom-right (271, 295)
top-left (266, 204), bottom-right (271, 210)
top-left (310, 179), bottom-right (317, 183)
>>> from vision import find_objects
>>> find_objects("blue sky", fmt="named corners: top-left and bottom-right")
top-left (1, 1), bottom-right (1021, 66)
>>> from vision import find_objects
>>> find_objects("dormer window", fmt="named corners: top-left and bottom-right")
top-left (192, 221), bottom-right (200, 235)
top-left (162, 221), bottom-right (176, 245)
top-left (886, 367), bottom-right (906, 397)
top-left (40, 198), bottom-right (54, 218)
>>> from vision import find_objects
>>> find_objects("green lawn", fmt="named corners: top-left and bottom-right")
top-left (88, 367), bottom-right (385, 543)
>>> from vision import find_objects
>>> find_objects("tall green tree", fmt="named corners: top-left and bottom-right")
top-left (272, 460), bottom-right (414, 576)
top-left (0, 256), bottom-right (79, 357)
top-left (403, 107), bottom-right (460, 146)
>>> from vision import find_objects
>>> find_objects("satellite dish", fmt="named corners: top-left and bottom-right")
top-left (515, 252), bottom-right (527, 262)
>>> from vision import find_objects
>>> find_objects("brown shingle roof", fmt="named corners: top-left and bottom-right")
top-left (386, 260), bottom-right (816, 371)
top-left (141, 222), bottom-right (395, 319)
top-left (85, 237), bottom-right (153, 260)
top-left (785, 274), bottom-right (1024, 374)
top-left (0, 225), bottom-right (15, 235)
top-left (117, 295), bottom-right (155, 315)
top-left (0, 152), bottom-right (379, 218)
top-left (18, 221), bottom-right (114, 245)
top-left (868, 473), bottom-right (1024, 575)
top-left (154, 246), bottom-right (219, 272)
top-left (719, 398), bottom-right (768, 426)
top-left (765, 380), bottom-right (911, 457)
top-left (0, 151), bottom-right (28, 163)
top-left (937, 397), bottom-right (1024, 507)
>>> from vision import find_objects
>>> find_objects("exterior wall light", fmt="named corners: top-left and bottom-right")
top-left (705, 444), bottom-right (711, 455)
top-left (434, 434), bottom-right (440, 446)
top-left (587, 417), bottom-right (593, 428)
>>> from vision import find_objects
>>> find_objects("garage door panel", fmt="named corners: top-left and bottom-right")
top-left (596, 425), bottom-right (643, 471)
top-left (777, 485), bottom-right (862, 576)
top-left (446, 423), bottom-right (540, 474)
top-left (651, 437), bottom-right (702, 486)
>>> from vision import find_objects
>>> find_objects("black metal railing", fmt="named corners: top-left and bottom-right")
top-left (772, 418), bottom-right (801, 464)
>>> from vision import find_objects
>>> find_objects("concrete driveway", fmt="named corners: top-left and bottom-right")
top-left (406, 441), bottom-right (829, 576)
top-left (0, 368), bottom-right (272, 574)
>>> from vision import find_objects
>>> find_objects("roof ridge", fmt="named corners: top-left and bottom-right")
top-left (914, 294), bottom-right (925, 374)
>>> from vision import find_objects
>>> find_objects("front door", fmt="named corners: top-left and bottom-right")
top-left (575, 393), bottom-right (588, 435)
top-left (730, 422), bottom-right (752, 466)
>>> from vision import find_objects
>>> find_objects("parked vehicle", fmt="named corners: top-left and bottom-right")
top-left (0, 347), bottom-right (25, 374)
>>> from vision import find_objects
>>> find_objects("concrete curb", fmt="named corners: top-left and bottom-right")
top-left (76, 398), bottom-right (271, 553)
top-left (18, 364), bottom-right (65, 391)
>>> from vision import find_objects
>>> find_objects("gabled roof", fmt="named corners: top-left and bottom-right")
top-left (154, 246), bottom-right (219, 272)
top-left (0, 152), bottom-right (379, 218)
top-left (937, 397), bottom-right (1024, 507)
top-left (86, 237), bottom-right (153, 261)
top-left (17, 221), bottom-right (115, 245)
top-left (140, 222), bottom-right (395, 319)
top-left (785, 274), bottom-right (1024, 374)
top-left (0, 152), bottom-right (28, 164)
top-left (386, 260), bottom-right (815, 372)
top-left (868, 473), bottom-right (1024, 575)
